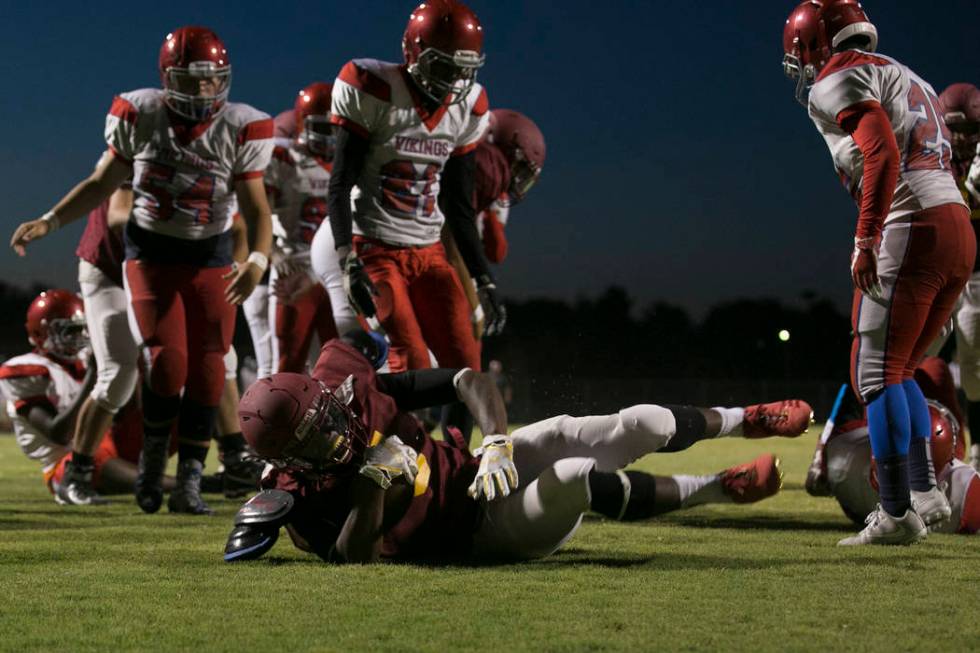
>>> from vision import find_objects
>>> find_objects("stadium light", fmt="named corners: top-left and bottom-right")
top-left (778, 329), bottom-right (791, 342)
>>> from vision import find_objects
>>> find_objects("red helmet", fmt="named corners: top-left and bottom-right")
top-left (939, 83), bottom-right (980, 172)
top-left (238, 373), bottom-right (370, 473)
top-left (294, 82), bottom-right (335, 158)
top-left (159, 26), bottom-right (231, 121)
top-left (927, 400), bottom-right (960, 476)
top-left (490, 109), bottom-right (546, 204)
top-left (782, 1), bottom-right (878, 105)
top-left (26, 290), bottom-right (87, 360)
top-left (402, 0), bottom-right (485, 105)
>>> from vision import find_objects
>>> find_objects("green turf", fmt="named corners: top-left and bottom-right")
top-left (0, 429), bottom-right (977, 652)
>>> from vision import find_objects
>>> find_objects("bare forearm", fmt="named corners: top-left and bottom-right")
top-left (50, 177), bottom-right (118, 228)
top-left (335, 477), bottom-right (385, 563)
top-left (456, 369), bottom-right (509, 435)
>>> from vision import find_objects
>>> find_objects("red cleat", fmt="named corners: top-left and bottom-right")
top-left (742, 399), bottom-right (814, 438)
top-left (721, 453), bottom-right (783, 504)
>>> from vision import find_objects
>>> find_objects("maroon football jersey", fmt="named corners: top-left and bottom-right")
top-left (265, 340), bottom-right (480, 561)
top-left (75, 199), bottom-right (125, 287)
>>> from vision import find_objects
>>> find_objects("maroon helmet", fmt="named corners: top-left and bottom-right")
top-left (939, 83), bottom-right (980, 175)
top-left (26, 290), bottom-right (87, 360)
top-left (294, 82), bottom-right (335, 158)
top-left (159, 26), bottom-right (231, 121)
top-left (782, 1), bottom-right (878, 105)
top-left (238, 373), bottom-right (370, 473)
top-left (402, 0), bottom-right (485, 105)
top-left (490, 109), bottom-right (546, 203)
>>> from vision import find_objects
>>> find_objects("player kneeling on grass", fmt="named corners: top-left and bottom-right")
top-left (0, 290), bottom-right (179, 501)
top-left (222, 331), bottom-right (812, 563)
top-left (806, 357), bottom-right (980, 537)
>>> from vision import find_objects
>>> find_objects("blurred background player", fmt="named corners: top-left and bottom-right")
top-left (225, 334), bottom-right (812, 563)
top-left (265, 82), bottom-right (340, 373)
top-left (806, 358), bottom-right (980, 535)
top-left (10, 26), bottom-right (274, 515)
top-left (937, 83), bottom-right (980, 471)
top-left (326, 0), bottom-right (504, 381)
top-left (783, 0), bottom-right (974, 545)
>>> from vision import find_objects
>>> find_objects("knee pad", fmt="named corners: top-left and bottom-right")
top-left (90, 363), bottom-right (138, 414)
top-left (617, 404), bottom-right (676, 449)
top-left (145, 345), bottom-right (187, 397)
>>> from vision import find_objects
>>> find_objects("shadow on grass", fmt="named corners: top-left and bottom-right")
top-left (657, 513), bottom-right (849, 533)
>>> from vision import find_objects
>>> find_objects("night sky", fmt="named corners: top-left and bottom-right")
top-left (3, 1), bottom-right (978, 316)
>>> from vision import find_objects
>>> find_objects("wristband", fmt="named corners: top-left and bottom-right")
top-left (853, 237), bottom-right (875, 250)
top-left (41, 211), bottom-right (61, 232)
top-left (247, 251), bottom-right (269, 273)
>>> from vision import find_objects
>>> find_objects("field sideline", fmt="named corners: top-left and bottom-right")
top-left (1, 428), bottom-right (977, 652)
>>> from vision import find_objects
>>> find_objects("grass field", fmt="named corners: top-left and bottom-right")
top-left (1, 428), bottom-right (977, 652)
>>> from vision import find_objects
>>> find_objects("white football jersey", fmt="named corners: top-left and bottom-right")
top-left (330, 59), bottom-right (490, 246)
top-left (931, 459), bottom-right (980, 534)
top-left (0, 352), bottom-right (85, 472)
top-left (808, 51), bottom-right (965, 223)
top-left (105, 88), bottom-right (273, 241)
top-left (265, 143), bottom-right (331, 259)
top-left (825, 427), bottom-right (878, 522)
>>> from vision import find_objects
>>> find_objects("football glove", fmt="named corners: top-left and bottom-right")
top-left (359, 436), bottom-right (418, 490)
top-left (467, 435), bottom-right (519, 501)
top-left (341, 248), bottom-right (379, 319)
top-left (851, 237), bottom-right (882, 300)
top-left (476, 275), bottom-right (507, 336)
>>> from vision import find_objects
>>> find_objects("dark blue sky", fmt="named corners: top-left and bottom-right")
top-left (3, 1), bottom-right (978, 315)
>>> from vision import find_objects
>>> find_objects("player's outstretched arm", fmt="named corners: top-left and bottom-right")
top-left (454, 369), bottom-right (508, 437)
top-left (10, 151), bottom-right (130, 256)
top-left (226, 177), bottom-right (273, 305)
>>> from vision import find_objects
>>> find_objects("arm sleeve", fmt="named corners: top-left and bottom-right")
top-left (327, 126), bottom-right (370, 250)
top-left (234, 118), bottom-right (275, 181)
top-left (375, 368), bottom-right (462, 411)
top-left (837, 101), bottom-right (901, 241)
top-left (104, 94), bottom-right (141, 163)
top-left (481, 210), bottom-right (508, 263)
top-left (440, 152), bottom-right (493, 282)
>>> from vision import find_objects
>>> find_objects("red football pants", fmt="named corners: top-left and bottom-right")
top-left (851, 203), bottom-right (975, 401)
top-left (124, 260), bottom-right (236, 405)
top-left (275, 283), bottom-right (338, 373)
top-left (354, 236), bottom-right (481, 372)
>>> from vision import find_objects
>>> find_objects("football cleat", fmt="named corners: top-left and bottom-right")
top-left (720, 453), bottom-right (783, 504)
top-left (135, 437), bottom-right (170, 514)
top-left (221, 448), bottom-right (265, 498)
top-left (55, 461), bottom-right (109, 506)
top-left (805, 442), bottom-right (832, 497)
top-left (168, 459), bottom-right (214, 516)
top-left (742, 400), bottom-right (814, 438)
top-left (911, 485), bottom-right (952, 527)
top-left (837, 505), bottom-right (926, 546)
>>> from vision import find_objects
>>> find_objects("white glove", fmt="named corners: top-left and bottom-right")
top-left (359, 435), bottom-right (418, 490)
top-left (467, 435), bottom-right (519, 501)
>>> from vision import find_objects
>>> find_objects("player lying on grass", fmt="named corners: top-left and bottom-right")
top-left (223, 332), bottom-right (812, 563)
top-left (806, 357), bottom-right (980, 536)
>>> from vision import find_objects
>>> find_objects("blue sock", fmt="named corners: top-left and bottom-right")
top-left (866, 384), bottom-right (912, 516)
top-left (903, 379), bottom-right (935, 491)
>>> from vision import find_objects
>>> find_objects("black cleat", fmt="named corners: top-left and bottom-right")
top-left (55, 461), bottom-right (109, 506)
top-left (168, 459), bottom-right (214, 515)
top-left (221, 448), bottom-right (265, 498)
top-left (135, 437), bottom-right (169, 513)
top-left (200, 471), bottom-right (225, 495)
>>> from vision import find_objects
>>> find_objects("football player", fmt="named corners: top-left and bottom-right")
top-left (806, 358), bottom-right (980, 534)
top-left (223, 333), bottom-right (813, 563)
top-left (9, 26), bottom-right (274, 515)
top-left (326, 0), bottom-right (504, 379)
top-left (265, 83), bottom-right (341, 373)
top-left (782, 0), bottom-right (974, 544)
top-left (937, 83), bottom-right (980, 472)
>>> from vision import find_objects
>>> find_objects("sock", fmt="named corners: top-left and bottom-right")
top-left (177, 398), bottom-right (217, 466)
top-left (588, 469), bottom-right (677, 520)
top-left (675, 474), bottom-right (728, 507)
top-left (903, 379), bottom-right (934, 491)
top-left (659, 405), bottom-right (708, 452)
top-left (710, 407), bottom-right (745, 437)
top-left (142, 383), bottom-right (180, 448)
top-left (866, 384), bottom-right (912, 516)
top-left (218, 432), bottom-right (246, 455)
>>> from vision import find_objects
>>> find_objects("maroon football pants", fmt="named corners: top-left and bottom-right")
top-left (124, 260), bottom-right (235, 406)
top-left (354, 236), bottom-right (481, 372)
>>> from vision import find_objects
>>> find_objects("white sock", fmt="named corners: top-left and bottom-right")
top-left (675, 474), bottom-right (730, 507)
top-left (710, 407), bottom-right (745, 438)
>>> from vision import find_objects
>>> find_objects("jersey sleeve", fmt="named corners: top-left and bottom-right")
top-left (0, 366), bottom-right (52, 414)
top-left (104, 94), bottom-right (142, 163)
top-left (809, 56), bottom-right (884, 123)
top-left (452, 86), bottom-right (490, 156)
top-left (234, 117), bottom-right (275, 181)
top-left (330, 60), bottom-right (390, 138)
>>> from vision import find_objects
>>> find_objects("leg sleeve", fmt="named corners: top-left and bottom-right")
top-left (311, 223), bottom-right (361, 336)
top-left (471, 457), bottom-right (594, 561)
top-left (242, 283), bottom-right (274, 379)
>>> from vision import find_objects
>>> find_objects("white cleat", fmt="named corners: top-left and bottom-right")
top-left (837, 505), bottom-right (926, 546)
top-left (911, 486), bottom-right (951, 527)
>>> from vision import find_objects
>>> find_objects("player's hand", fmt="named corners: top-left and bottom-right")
top-left (223, 261), bottom-right (263, 305)
top-left (468, 435), bottom-right (519, 502)
top-left (341, 248), bottom-right (379, 318)
top-left (10, 216), bottom-right (55, 256)
top-left (476, 275), bottom-right (506, 336)
top-left (359, 435), bottom-right (419, 490)
top-left (851, 237), bottom-right (882, 300)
